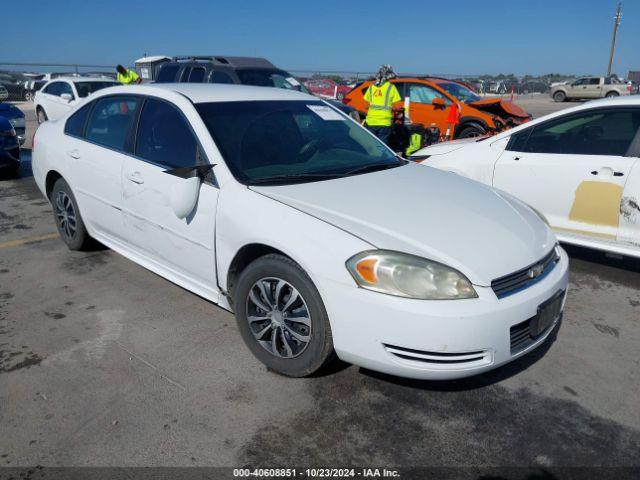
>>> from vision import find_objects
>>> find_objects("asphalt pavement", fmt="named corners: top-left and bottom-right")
top-left (0, 97), bottom-right (638, 474)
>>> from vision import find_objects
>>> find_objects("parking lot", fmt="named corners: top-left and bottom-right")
top-left (1, 96), bottom-right (639, 472)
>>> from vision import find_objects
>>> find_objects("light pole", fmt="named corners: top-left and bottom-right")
top-left (607, 2), bottom-right (622, 77)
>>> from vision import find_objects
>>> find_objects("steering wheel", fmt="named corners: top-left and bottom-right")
top-left (297, 139), bottom-right (321, 162)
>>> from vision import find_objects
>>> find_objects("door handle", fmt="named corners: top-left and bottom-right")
top-left (590, 169), bottom-right (624, 177)
top-left (67, 149), bottom-right (80, 159)
top-left (127, 172), bottom-right (144, 184)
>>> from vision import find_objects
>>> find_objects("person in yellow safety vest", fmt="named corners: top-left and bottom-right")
top-left (116, 65), bottom-right (141, 85)
top-left (363, 65), bottom-right (402, 145)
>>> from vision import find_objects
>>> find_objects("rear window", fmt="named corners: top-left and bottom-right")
top-left (74, 81), bottom-right (118, 98)
top-left (64, 103), bottom-right (92, 137)
top-left (156, 65), bottom-right (180, 83)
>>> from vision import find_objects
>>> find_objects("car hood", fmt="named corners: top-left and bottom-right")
top-left (0, 103), bottom-right (23, 120)
top-left (251, 163), bottom-right (555, 286)
top-left (467, 98), bottom-right (530, 119)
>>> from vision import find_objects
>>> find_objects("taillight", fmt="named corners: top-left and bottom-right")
top-left (342, 97), bottom-right (352, 105)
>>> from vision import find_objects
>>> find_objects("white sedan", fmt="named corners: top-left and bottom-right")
top-left (32, 84), bottom-right (569, 380)
top-left (34, 77), bottom-right (118, 123)
top-left (411, 96), bottom-right (640, 259)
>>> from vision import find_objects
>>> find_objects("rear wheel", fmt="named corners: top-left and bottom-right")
top-left (553, 91), bottom-right (566, 102)
top-left (51, 178), bottom-right (91, 251)
top-left (37, 107), bottom-right (48, 124)
top-left (233, 254), bottom-right (335, 377)
top-left (605, 91), bottom-right (619, 98)
top-left (456, 123), bottom-right (486, 139)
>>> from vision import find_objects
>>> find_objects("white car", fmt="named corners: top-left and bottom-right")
top-left (411, 96), bottom-right (640, 259)
top-left (34, 77), bottom-right (118, 123)
top-left (32, 84), bottom-right (569, 380)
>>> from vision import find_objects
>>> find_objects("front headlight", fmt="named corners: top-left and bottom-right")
top-left (346, 250), bottom-right (477, 300)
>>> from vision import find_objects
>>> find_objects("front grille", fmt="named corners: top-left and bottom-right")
top-left (384, 344), bottom-right (490, 366)
top-left (492, 247), bottom-right (560, 299)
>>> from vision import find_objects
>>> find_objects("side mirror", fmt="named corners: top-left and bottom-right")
top-left (170, 176), bottom-right (201, 219)
top-left (432, 97), bottom-right (446, 108)
top-left (165, 164), bottom-right (216, 219)
top-left (60, 93), bottom-right (73, 102)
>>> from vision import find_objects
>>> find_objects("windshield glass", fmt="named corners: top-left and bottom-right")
top-left (437, 82), bottom-right (481, 103)
top-left (236, 69), bottom-right (310, 94)
top-left (74, 81), bottom-right (118, 98)
top-left (196, 100), bottom-right (401, 185)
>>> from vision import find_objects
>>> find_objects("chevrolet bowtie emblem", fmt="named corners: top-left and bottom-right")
top-left (528, 264), bottom-right (544, 279)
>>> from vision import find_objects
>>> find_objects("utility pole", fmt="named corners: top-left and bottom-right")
top-left (607, 1), bottom-right (622, 77)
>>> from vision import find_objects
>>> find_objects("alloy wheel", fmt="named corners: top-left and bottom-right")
top-left (246, 277), bottom-right (311, 358)
top-left (55, 190), bottom-right (77, 240)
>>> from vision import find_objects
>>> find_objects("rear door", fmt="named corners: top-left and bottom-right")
top-left (493, 107), bottom-right (640, 240)
top-left (121, 97), bottom-right (219, 290)
top-left (69, 95), bottom-right (141, 241)
top-left (584, 77), bottom-right (603, 98)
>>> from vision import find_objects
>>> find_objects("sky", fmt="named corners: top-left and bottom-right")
top-left (4, 0), bottom-right (639, 77)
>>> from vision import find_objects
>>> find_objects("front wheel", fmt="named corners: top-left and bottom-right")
top-left (456, 123), bottom-right (486, 139)
top-left (233, 254), bottom-right (335, 377)
top-left (605, 91), bottom-right (619, 98)
top-left (553, 91), bottom-right (566, 102)
top-left (51, 178), bottom-right (91, 251)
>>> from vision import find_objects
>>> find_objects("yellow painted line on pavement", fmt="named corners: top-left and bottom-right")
top-left (0, 232), bottom-right (59, 249)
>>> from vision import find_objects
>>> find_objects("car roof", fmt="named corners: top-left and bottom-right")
top-left (48, 77), bottom-right (117, 83)
top-left (169, 56), bottom-right (277, 69)
top-left (94, 83), bottom-right (317, 103)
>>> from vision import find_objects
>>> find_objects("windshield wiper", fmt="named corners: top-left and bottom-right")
top-left (247, 172), bottom-right (343, 185)
top-left (344, 160), bottom-right (406, 176)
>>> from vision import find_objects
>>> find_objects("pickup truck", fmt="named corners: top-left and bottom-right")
top-left (550, 76), bottom-right (632, 102)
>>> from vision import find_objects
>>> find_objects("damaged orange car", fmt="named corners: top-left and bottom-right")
top-left (343, 77), bottom-right (531, 139)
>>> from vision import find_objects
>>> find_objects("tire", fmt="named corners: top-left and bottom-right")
top-left (233, 254), bottom-right (335, 377)
top-left (24, 91), bottom-right (33, 102)
top-left (605, 91), bottom-right (619, 98)
top-left (553, 91), bottom-right (566, 102)
top-left (456, 123), bottom-right (486, 139)
top-left (0, 163), bottom-right (19, 179)
top-left (36, 107), bottom-right (48, 124)
top-left (50, 178), bottom-right (91, 251)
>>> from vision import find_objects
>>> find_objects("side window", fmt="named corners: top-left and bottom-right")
top-left (85, 96), bottom-right (139, 150)
top-left (59, 82), bottom-right (74, 98)
top-left (516, 109), bottom-right (640, 156)
top-left (135, 98), bottom-right (198, 168)
top-left (210, 71), bottom-right (235, 84)
top-left (407, 84), bottom-right (448, 104)
top-left (573, 79), bottom-right (586, 86)
top-left (44, 82), bottom-right (61, 96)
top-left (156, 65), bottom-right (180, 83)
top-left (64, 103), bottom-right (92, 137)
top-left (188, 67), bottom-right (206, 83)
top-left (588, 78), bottom-right (601, 85)
top-left (506, 129), bottom-right (532, 152)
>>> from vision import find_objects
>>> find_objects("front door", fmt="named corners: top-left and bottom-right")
top-left (397, 82), bottom-right (452, 133)
top-left (493, 107), bottom-right (640, 240)
top-left (120, 97), bottom-right (219, 292)
top-left (71, 95), bottom-right (141, 241)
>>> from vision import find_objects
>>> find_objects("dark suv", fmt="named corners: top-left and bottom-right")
top-left (155, 56), bottom-right (358, 119)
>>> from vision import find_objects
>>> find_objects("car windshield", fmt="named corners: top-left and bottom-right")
top-left (74, 81), bottom-right (118, 98)
top-left (236, 69), bottom-right (310, 94)
top-left (196, 100), bottom-right (402, 185)
top-left (437, 82), bottom-right (481, 103)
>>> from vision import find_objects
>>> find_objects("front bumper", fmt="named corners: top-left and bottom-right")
top-left (325, 248), bottom-right (570, 380)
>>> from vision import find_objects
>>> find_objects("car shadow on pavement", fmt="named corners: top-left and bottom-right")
top-left (358, 320), bottom-right (562, 392)
top-left (562, 243), bottom-right (640, 274)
